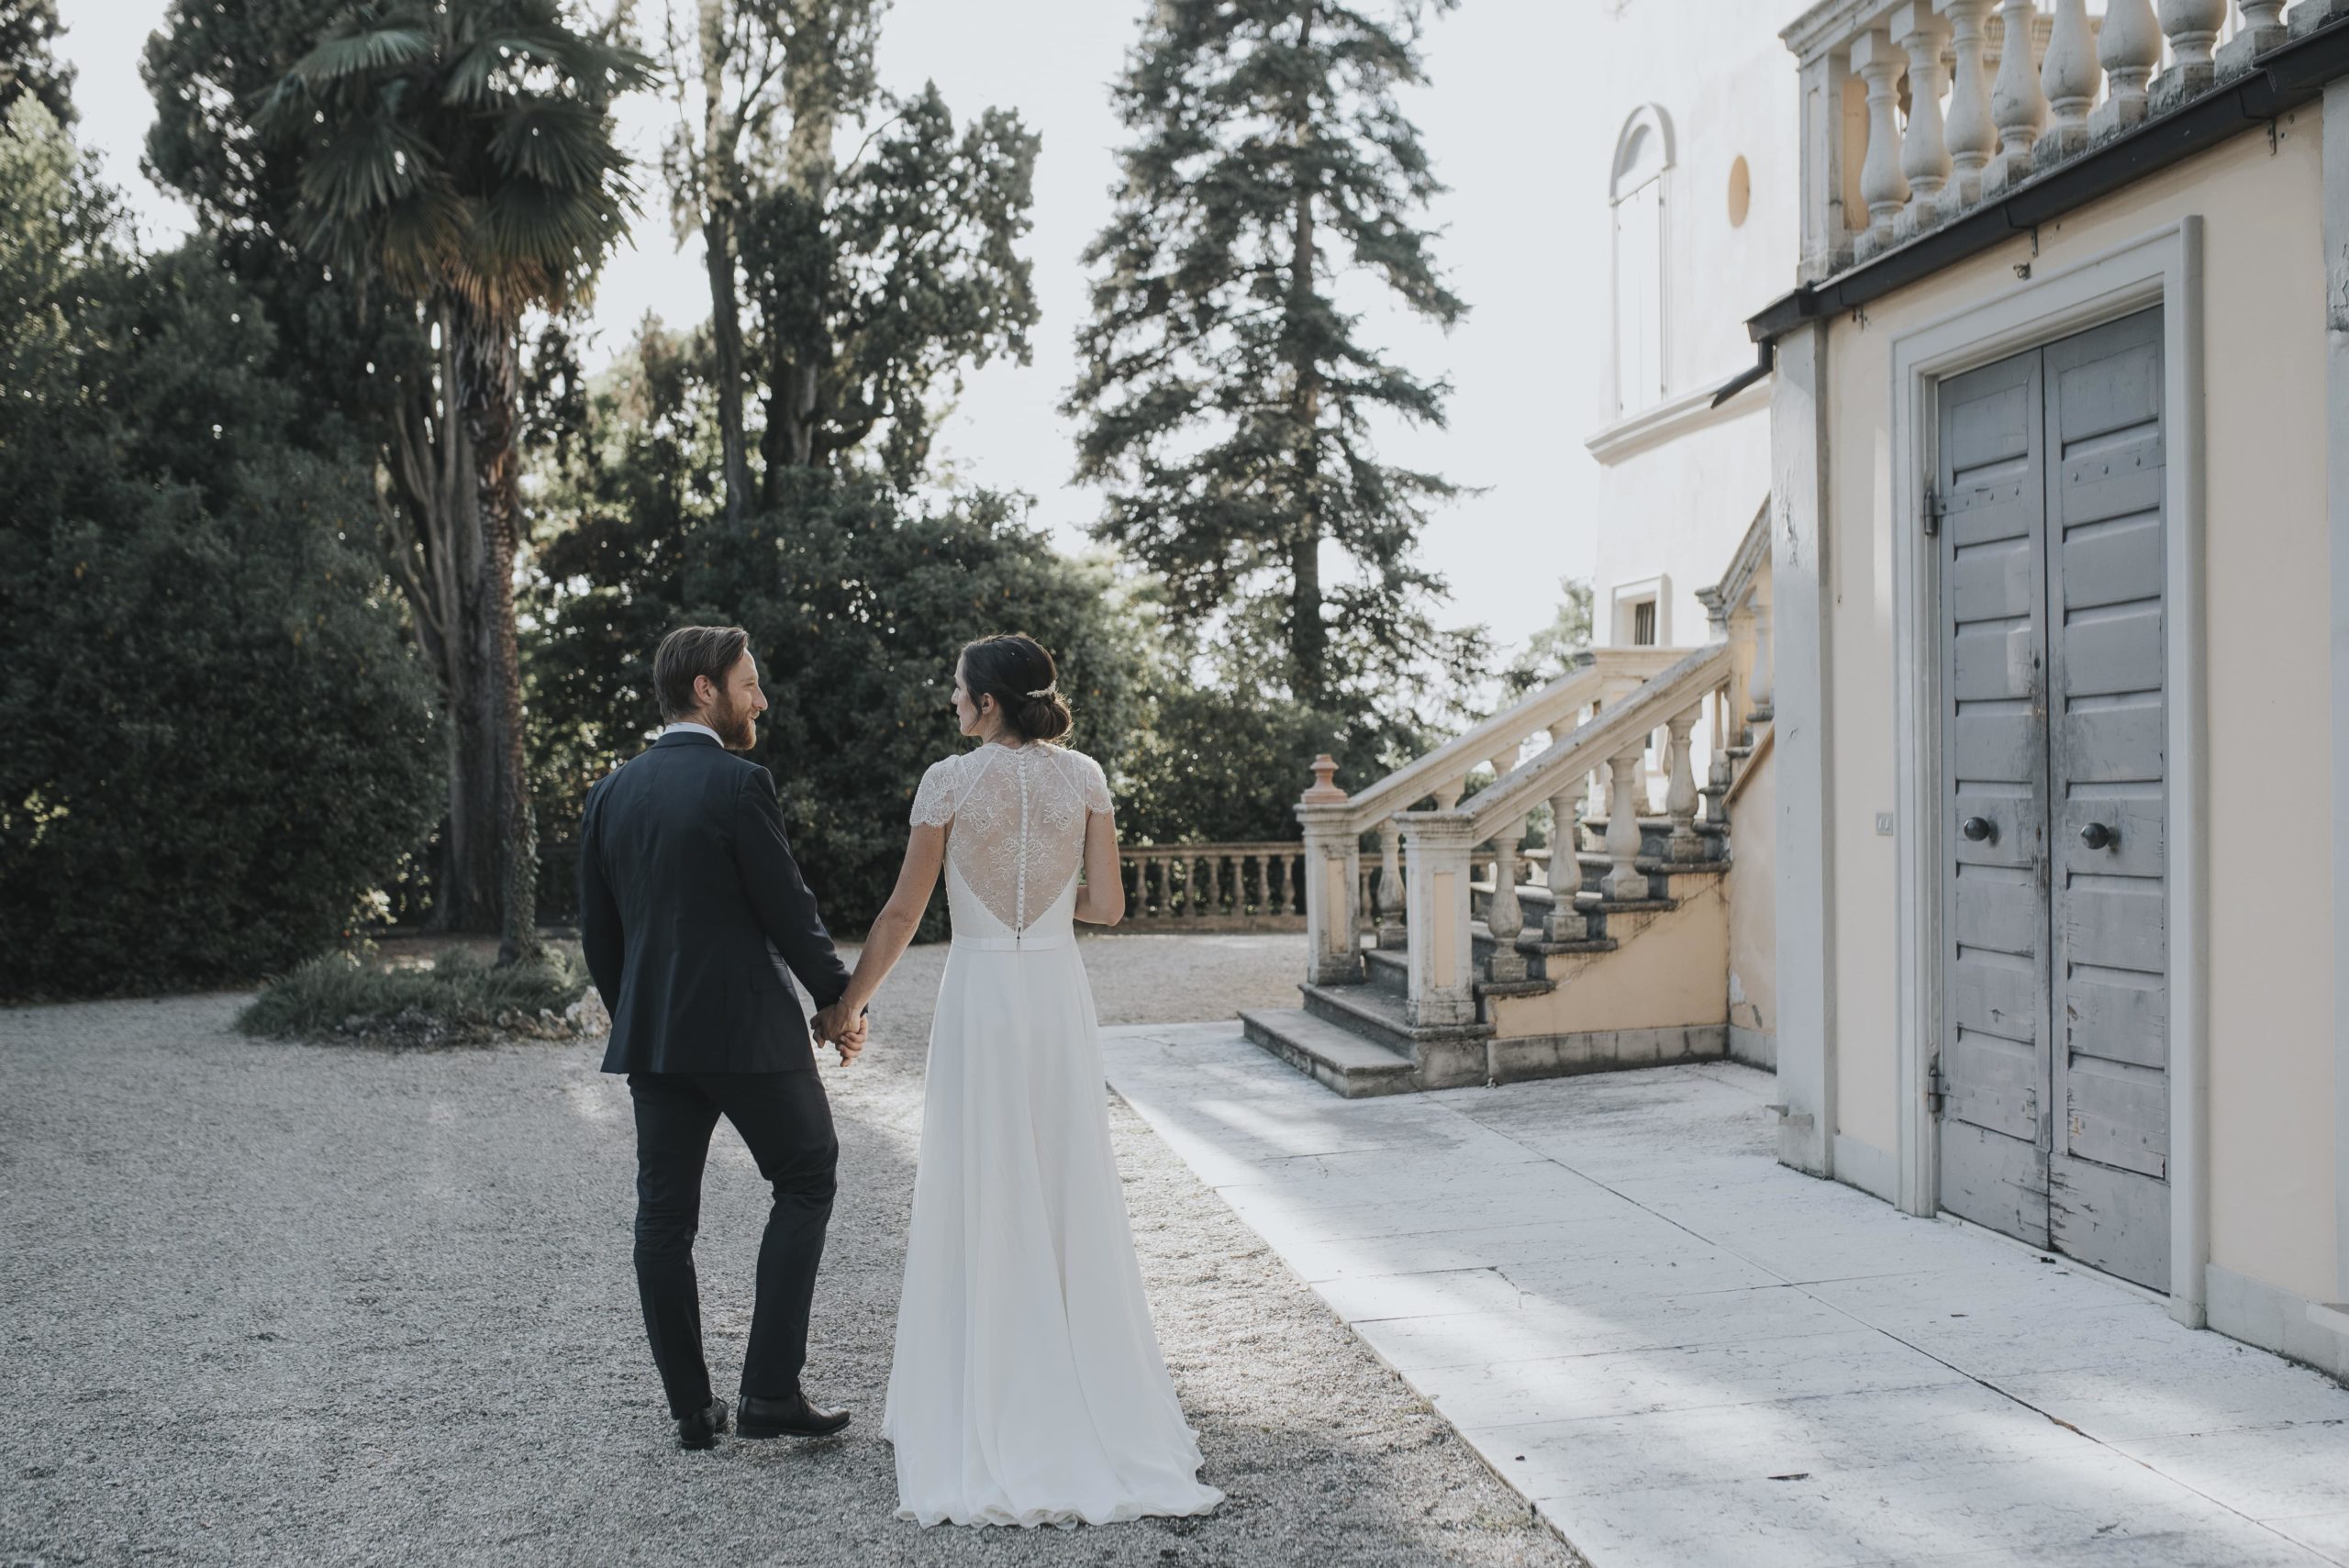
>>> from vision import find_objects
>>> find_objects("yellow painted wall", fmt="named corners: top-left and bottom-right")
top-left (1816, 115), bottom-right (2336, 1303)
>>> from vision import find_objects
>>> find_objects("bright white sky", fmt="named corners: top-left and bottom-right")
top-left (59, 0), bottom-right (1609, 663)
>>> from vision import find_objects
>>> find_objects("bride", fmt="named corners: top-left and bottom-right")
top-left (816, 633), bottom-right (1223, 1529)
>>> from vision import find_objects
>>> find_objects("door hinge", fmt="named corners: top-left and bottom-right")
top-left (1923, 484), bottom-right (1947, 537)
top-left (1926, 1059), bottom-right (1949, 1117)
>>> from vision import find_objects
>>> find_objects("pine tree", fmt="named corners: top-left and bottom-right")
top-left (1068, 0), bottom-right (1468, 709)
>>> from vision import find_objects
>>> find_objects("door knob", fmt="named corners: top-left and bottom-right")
top-left (2079, 821), bottom-right (2116, 850)
top-left (1961, 816), bottom-right (1995, 843)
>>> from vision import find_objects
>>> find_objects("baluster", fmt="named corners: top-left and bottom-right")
top-left (1252, 854), bottom-right (1269, 918)
top-left (1851, 29), bottom-right (1910, 258)
top-left (2218, 0), bottom-right (2290, 78)
top-left (1937, 0), bottom-right (1997, 215)
top-left (1748, 600), bottom-right (1776, 722)
top-left (1602, 750), bottom-right (1649, 901)
top-left (1375, 817), bottom-right (1406, 947)
top-left (2091, 0), bottom-right (2162, 139)
top-left (1987, 0), bottom-right (2049, 192)
top-left (1207, 851), bottom-right (1224, 919)
top-left (2035, 0), bottom-right (2100, 167)
top-left (1895, 6), bottom-right (1954, 236)
top-left (1273, 853), bottom-right (1291, 917)
top-left (1486, 818), bottom-right (1530, 981)
top-left (2154, 0), bottom-right (2227, 107)
top-left (1664, 706), bottom-right (1704, 862)
top-left (1544, 786), bottom-right (1589, 940)
top-left (1431, 776), bottom-right (1466, 811)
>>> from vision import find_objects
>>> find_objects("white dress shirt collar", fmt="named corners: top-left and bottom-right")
top-left (662, 721), bottom-right (723, 744)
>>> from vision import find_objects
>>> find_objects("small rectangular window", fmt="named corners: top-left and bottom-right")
top-left (1632, 600), bottom-right (1657, 646)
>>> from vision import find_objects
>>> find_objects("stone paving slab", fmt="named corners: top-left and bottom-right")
top-left (1102, 1021), bottom-right (2349, 1568)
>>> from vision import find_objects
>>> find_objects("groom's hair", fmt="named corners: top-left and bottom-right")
top-left (654, 625), bottom-right (750, 722)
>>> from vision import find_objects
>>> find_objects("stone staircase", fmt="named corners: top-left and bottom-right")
top-left (1243, 811), bottom-right (1743, 1095)
top-left (1244, 505), bottom-right (1776, 1097)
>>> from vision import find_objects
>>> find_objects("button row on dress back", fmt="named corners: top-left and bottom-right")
top-left (1014, 746), bottom-right (1029, 943)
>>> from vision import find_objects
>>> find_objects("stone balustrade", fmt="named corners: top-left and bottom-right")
top-left (1115, 842), bottom-right (1308, 930)
top-left (1292, 501), bottom-right (1780, 1037)
top-left (1785, 0), bottom-right (2346, 279)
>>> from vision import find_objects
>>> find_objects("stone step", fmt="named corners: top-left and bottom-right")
top-left (1240, 1008), bottom-right (1418, 1098)
top-left (1363, 945), bottom-right (1409, 996)
top-left (1301, 979), bottom-right (1493, 1054)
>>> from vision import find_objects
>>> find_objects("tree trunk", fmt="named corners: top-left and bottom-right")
top-left (697, 0), bottom-right (751, 519)
top-left (1286, 3), bottom-right (1327, 706)
top-left (383, 313), bottom-right (502, 936)
top-left (761, 22), bottom-right (842, 493)
top-left (704, 205), bottom-right (751, 520)
top-left (455, 306), bottom-right (540, 965)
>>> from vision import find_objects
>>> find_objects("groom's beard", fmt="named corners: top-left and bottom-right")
top-left (712, 693), bottom-right (758, 751)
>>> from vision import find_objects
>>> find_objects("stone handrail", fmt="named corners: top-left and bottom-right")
top-left (1288, 644), bottom-right (1696, 985)
top-left (1453, 643), bottom-right (1735, 849)
top-left (1384, 643), bottom-right (1735, 1022)
top-left (1783, 1), bottom-right (2317, 283)
top-left (1317, 646), bottom-right (1689, 836)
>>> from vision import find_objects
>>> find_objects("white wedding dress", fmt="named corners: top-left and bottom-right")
top-left (884, 740), bottom-right (1223, 1529)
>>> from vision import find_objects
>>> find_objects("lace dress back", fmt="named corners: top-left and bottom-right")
top-left (888, 738), bottom-right (1220, 1528)
top-left (909, 743), bottom-right (1113, 940)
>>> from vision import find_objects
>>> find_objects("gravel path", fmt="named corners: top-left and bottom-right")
top-left (0, 931), bottom-right (1581, 1568)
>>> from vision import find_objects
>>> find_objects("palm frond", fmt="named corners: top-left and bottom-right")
top-left (475, 174), bottom-right (628, 272)
top-left (290, 19), bottom-right (435, 89)
top-left (485, 100), bottom-right (616, 189)
top-left (375, 185), bottom-right (467, 299)
top-left (297, 115), bottom-right (444, 225)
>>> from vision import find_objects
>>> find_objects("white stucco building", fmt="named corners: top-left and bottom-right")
top-left (1253, 0), bottom-right (2348, 1390)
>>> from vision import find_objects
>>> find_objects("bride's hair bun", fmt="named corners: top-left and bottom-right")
top-left (960, 632), bottom-right (1074, 743)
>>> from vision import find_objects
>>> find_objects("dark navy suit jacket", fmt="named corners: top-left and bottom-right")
top-left (578, 731), bottom-right (852, 1073)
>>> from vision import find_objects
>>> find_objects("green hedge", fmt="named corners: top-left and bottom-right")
top-left (0, 104), bottom-right (443, 997)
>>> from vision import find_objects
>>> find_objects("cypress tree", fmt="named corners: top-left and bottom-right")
top-left (1068, 0), bottom-right (1468, 707)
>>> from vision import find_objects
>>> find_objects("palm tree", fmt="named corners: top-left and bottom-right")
top-left (262, 0), bottom-right (651, 962)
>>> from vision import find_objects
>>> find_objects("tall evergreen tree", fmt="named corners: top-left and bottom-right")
top-left (254, 0), bottom-right (651, 962)
top-left (0, 0), bottom-right (76, 127)
top-left (1068, 0), bottom-right (1469, 708)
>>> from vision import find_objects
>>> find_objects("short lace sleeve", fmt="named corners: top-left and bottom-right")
top-left (910, 757), bottom-right (962, 827)
top-left (1074, 751), bottom-right (1114, 817)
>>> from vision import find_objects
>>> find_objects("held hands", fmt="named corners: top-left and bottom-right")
top-left (814, 1000), bottom-right (867, 1066)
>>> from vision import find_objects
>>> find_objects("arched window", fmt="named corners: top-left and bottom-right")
top-left (1610, 106), bottom-right (1674, 417)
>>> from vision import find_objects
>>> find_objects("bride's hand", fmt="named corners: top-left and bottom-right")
top-left (816, 1001), bottom-right (866, 1063)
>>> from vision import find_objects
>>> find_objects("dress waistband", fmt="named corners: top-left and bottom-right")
top-left (952, 929), bottom-right (1074, 952)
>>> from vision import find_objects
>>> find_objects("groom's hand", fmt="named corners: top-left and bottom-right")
top-left (815, 1001), bottom-right (866, 1065)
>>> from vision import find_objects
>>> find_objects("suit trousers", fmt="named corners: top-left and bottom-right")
top-left (626, 1070), bottom-right (839, 1417)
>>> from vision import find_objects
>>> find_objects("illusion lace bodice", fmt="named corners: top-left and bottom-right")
top-left (910, 742), bottom-right (1113, 940)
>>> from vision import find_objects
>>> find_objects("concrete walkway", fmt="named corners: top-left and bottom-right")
top-left (1102, 1022), bottom-right (2349, 1568)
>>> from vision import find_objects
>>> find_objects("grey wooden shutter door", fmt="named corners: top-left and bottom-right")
top-left (1936, 349), bottom-right (2054, 1247)
top-left (2042, 306), bottom-right (2170, 1291)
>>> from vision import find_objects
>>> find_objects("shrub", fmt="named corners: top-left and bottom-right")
top-left (239, 944), bottom-right (596, 1049)
top-left (0, 104), bottom-right (443, 998)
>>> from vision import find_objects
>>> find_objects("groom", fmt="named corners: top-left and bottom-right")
top-left (579, 624), bottom-right (866, 1451)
